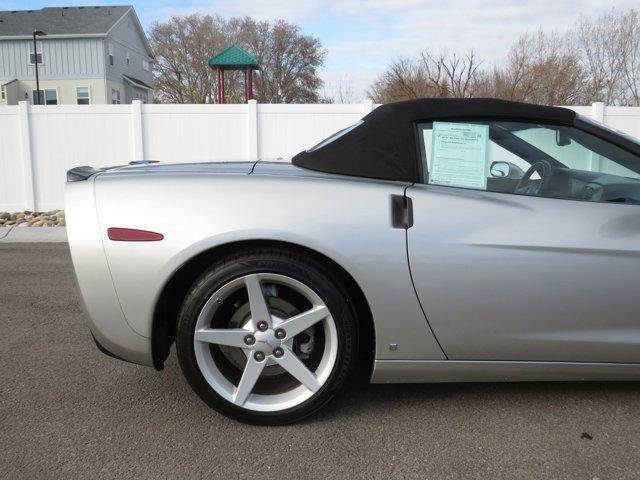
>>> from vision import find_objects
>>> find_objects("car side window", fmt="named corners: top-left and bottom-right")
top-left (418, 120), bottom-right (640, 205)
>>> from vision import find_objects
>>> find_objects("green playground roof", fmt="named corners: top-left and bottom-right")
top-left (208, 45), bottom-right (260, 70)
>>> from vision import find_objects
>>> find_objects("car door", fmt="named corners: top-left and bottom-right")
top-left (407, 119), bottom-right (640, 363)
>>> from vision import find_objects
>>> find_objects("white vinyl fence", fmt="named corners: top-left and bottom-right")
top-left (0, 100), bottom-right (639, 211)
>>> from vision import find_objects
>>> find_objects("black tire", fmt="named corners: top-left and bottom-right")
top-left (175, 248), bottom-right (359, 425)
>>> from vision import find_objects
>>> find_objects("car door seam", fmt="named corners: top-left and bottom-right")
top-left (403, 183), bottom-right (449, 359)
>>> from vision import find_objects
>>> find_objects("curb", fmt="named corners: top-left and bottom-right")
top-left (0, 227), bottom-right (68, 243)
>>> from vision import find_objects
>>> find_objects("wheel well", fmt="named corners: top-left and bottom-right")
top-left (151, 240), bottom-right (375, 376)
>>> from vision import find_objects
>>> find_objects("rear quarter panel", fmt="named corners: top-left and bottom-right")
top-left (93, 171), bottom-right (445, 361)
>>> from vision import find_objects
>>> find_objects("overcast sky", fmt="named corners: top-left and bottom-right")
top-left (3, 0), bottom-right (638, 100)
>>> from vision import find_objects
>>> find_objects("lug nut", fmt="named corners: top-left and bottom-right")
top-left (254, 351), bottom-right (265, 362)
top-left (273, 347), bottom-right (284, 358)
top-left (275, 328), bottom-right (286, 340)
top-left (257, 320), bottom-right (269, 332)
top-left (244, 334), bottom-right (255, 346)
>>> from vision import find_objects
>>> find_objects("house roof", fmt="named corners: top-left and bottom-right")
top-left (0, 6), bottom-right (132, 36)
top-left (123, 74), bottom-right (152, 90)
top-left (208, 45), bottom-right (260, 70)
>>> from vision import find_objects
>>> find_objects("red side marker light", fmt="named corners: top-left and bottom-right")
top-left (107, 227), bottom-right (164, 242)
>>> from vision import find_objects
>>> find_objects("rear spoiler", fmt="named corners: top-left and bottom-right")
top-left (66, 166), bottom-right (106, 182)
top-left (67, 161), bottom-right (160, 182)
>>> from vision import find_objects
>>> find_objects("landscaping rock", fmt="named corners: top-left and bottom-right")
top-left (0, 210), bottom-right (66, 227)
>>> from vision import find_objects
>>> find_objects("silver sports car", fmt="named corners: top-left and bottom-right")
top-left (66, 98), bottom-right (640, 424)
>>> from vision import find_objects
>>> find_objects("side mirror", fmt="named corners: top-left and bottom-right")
top-left (490, 161), bottom-right (511, 178)
top-left (490, 161), bottom-right (525, 179)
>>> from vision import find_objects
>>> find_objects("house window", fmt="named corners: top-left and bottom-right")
top-left (29, 50), bottom-right (43, 65)
top-left (1, 84), bottom-right (5, 101)
top-left (108, 42), bottom-right (114, 66)
top-left (134, 91), bottom-right (148, 103)
top-left (126, 52), bottom-right (130, 65)
top-left (32, 89), bottom-right (57, 105)
top-left (142, 59), bottom-right (149, 71)
top-left (111, 88), bottom-right (121, 104)
top-left (76, 86), bottom-right (90, 105)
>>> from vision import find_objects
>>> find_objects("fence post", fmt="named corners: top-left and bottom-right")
top-left (361, 98), bottom-right (374, 116)
top-left (592, 102), bottom-right (605, 124)
top-left (18, 101), bottom-right (36, 212)
top-left (131, 100), bottom-right (144, 161)
top-left (247, 99), bottom-right (259, 160)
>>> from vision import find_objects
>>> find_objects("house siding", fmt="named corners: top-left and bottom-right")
top-left (104, 10), bottom-right (153, 89)
top-left (123, 82), bottom-right (149, 103)
top-left (6, 78), bottom-right (107, 105)
top-left (0, 37), bottom-right (105, 80)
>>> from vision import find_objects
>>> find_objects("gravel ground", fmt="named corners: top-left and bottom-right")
top-left (2, 243), bottom-right (640, 480)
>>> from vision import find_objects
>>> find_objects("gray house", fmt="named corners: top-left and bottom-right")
top-left (0, 6), bottom-right (154, 105)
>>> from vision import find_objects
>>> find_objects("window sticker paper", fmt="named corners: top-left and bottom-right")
top-left (429, 122), bottom-right (489, 190)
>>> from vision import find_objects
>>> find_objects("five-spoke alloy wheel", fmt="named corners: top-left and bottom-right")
top-left (176, 249), bottom-right (358, 424)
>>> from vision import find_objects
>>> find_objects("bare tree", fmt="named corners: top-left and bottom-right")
top-left (577, 10), bottom-right (632, 105)
top-left (369, 8), bottom-right (640, 106)
top-left (481, 31), bottom-right (586, 105)
top-left (368, 57), bottom-right (428, 102)
top-left (322, 74), bottom-right (358, 103)
top-left (150, 14), bottom-right (325, 103)
top-left (368, 51), bottom-right (481, 103)
top-left (619, 10), bottom-right (640, 106)
top-left (419, 50), bottom-right (482, 98)
top-left (228, 18), bottom-right (326, 103)
top-left (151, 14), bottom-right (227, 104)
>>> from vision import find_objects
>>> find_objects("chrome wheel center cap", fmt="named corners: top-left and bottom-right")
top-left (253, 329), bottom-right (280, 355)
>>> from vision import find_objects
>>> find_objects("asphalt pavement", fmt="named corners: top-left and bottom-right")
top-left (1, 243), bottom-right (639, 479)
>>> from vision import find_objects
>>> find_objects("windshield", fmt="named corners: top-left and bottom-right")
top-left (512, 123), bottom-right (640, 178)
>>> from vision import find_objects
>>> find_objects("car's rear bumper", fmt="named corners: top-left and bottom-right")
top-left (65, 176), bottom-right (153, 367)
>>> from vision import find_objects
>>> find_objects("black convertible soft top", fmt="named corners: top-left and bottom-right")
top-left (291, 98), bottom-right (577, 182)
